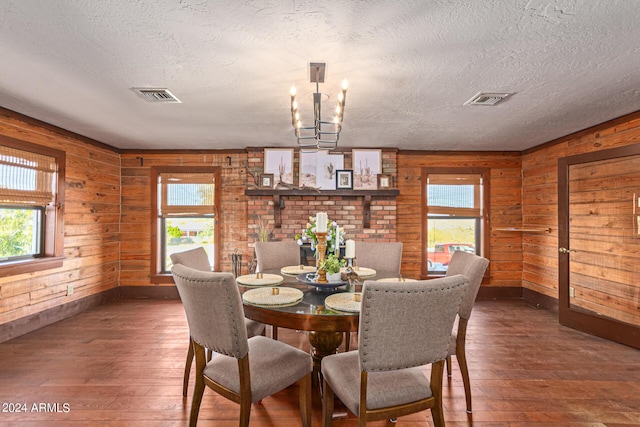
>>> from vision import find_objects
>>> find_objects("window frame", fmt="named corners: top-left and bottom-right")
top-left (150, 166), bottom-right (221, 283)
top-left (0, 136), bottom-right (65, 277)
top-left (421, 167), bottom-right (490, 279)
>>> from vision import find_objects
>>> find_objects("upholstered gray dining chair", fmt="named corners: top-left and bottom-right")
top-left (254, 241), bottom-right (301, 340)
top-left (171, 264), bottom-right (312, 427)
top-left (254, 241), bottom-right (302, 272)
top-left (353, 241), bottom-right (403, 275)
top-left (170, 248), bottom-right (265, 397)
top-left (344, 241), bottom-right (403, 351)
top-left (321, 275), bottom-right (469, 427)
top-left (444, 251), bottom-right (490, 414)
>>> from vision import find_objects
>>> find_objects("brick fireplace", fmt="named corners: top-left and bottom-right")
top-left (245, 148), bottom-right (399, 259)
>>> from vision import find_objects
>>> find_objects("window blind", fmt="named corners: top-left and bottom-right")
top-left (0, 145), bottom-right (57, 206)
top-left (426, 173), bottom-right (482, 216)
top-left (158, 173), bottom-right (215, 216)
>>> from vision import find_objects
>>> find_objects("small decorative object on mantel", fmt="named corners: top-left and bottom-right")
top-left (377, 174), bottom-right (391, 189)
top-left (259, 173), bottom-right (274, 189)
top-left (336, 170), bottom-right (353, 190)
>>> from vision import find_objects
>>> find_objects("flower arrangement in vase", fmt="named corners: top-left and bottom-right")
top-left (295, 215), bottom-right (343, 255)
top-left (319, 253), bottom-right (346, 282)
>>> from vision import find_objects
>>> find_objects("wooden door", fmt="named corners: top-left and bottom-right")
top-left (558, 145), bottom-right (640, 348)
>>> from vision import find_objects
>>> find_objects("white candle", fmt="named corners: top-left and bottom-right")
top-left (334, 225), bottom-right (340, 251)
top-left (316, 212), bottom-right (328, 232)
top-left (345, 239), bottom-right (355, 258)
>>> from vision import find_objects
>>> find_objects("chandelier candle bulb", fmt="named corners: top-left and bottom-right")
top-left (316, 212), bottom-right (328, 232)
top-left (345, 239), bottom-right (355, 259)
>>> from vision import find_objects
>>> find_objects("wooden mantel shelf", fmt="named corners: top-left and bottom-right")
top-left (244, 188), bottom-right (399, 228)
top-left (494, 227), bottom-right (551, 233)
top-left (245, 189), bottom-right (400, 197)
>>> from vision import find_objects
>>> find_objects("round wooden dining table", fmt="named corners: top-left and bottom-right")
top-left (240, 268), bottom-right (400, 383)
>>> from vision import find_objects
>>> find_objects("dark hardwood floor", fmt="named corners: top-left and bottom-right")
top-left (0, 298), bottom-right (638, 426)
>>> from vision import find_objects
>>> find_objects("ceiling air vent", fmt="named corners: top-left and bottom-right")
top-left (464, 92), bottom-right (513, 106)
top-left (131, 88), bottom-right (182, 103)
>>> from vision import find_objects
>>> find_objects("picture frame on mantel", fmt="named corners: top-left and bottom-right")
top-left (315, 153), bottom-right (344, 190)
top-left (259, 173), bottom-right (274, 189)
top-left (299, 150), bottom-right (327, 187)
top-left (352, 149), bottom-right (382, 190)
top-left (336, 170), bottom-right (353, 190)
top-left (264, 148), bottom-right (293, 187)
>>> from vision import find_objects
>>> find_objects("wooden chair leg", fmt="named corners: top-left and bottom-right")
top-left (344, 332), bottom-right (350, 351)
top-left (183, 338), bottom-right (194, 397)
top-left (446, 355), bottom-right (452, 378)
top-left (189, 344), bottom-right (207, 427)
top-left (299, 373), bottom-right (312, 427)
top-left (430, 360), bottom-right (446, 427)
top-left (457, 349), bottom-right (473, 413)
top-left (272, 325), bottom-right (278, 340)
top-left (239, 401), bottom-right (251, 427)
top-left (322, 377), bottom-right (334, 427)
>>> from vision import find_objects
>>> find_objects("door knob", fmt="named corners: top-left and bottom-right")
top-left (558, 247), bottom-right (576, 253)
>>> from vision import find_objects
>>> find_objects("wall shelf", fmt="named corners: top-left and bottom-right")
top-left (244, 189), bottom-right (399, 228)
top-left (494, 227), bottom-right (551, 233)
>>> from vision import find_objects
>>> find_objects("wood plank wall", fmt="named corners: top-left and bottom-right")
top-left (4, 103), bottom-right (640, 329)
top-left (119, 151), bottom-right (248, 285)
top-left (0, 109), bottom-right (120, 325)
top-left (522, 112), bottom-right (640, 300)
top-left (397, 152), bottom-right (523, 288)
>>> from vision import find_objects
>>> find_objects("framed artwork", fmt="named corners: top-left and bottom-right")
top-left (259, 173), bottom-right (274, 189)
top-left (352, 149), bottom-right (382, 190)
top-left (378, 174), bottom-right (391, 189)
top-left (299, 150), bottom-right (328, 187)
top-left (336, 170), bottom-right (353, 189)
top-left (315, 153), bottom-right (344, 190)
top-left (264, 149), bottom-right (293, 187)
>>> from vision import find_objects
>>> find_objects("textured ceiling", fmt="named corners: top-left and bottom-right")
top-left (1, 0), bottom-right (639, 151)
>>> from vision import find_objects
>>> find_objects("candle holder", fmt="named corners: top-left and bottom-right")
top-left (315, 231), bottom-right (328, 283)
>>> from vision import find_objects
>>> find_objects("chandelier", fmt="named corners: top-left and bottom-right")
top-left (290, 62), bottom-right (348, 152)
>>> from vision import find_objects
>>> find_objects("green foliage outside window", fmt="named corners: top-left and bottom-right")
top-left (167, 225), bottom-right (182, 239)
top-left (0, 209), bottom-right (35, 258)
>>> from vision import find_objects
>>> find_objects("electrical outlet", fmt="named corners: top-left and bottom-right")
top-left (67, 284), bottom-right (74, 296)
top-left (569, 286), bottom-right (575, 298)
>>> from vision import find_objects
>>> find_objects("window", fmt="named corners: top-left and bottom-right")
top-left (422, 168), bottom-right (489, 277)
top-left (0, 137), bottom-right (65, 276)
top-left (151, 167), bottom-right (220, 282)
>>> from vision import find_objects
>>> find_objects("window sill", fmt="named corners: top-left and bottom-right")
top-left (150, 274), bottom-right (176, 285)
top-left (0, 256), bottom-right (65, 278)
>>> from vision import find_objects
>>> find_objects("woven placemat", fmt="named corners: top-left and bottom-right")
top-left (281, 265), bottom-right (316, 277)
top-left (242, 287), bottom-right (303, 306)
top-left (324, 292), bottom-right (362, 313)
top-left (236, 273), bottom-right (284, 287)
top-left (375, 277), bottom-right (418, 282)
top-left (342, 267), bottom-right (376, 278)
